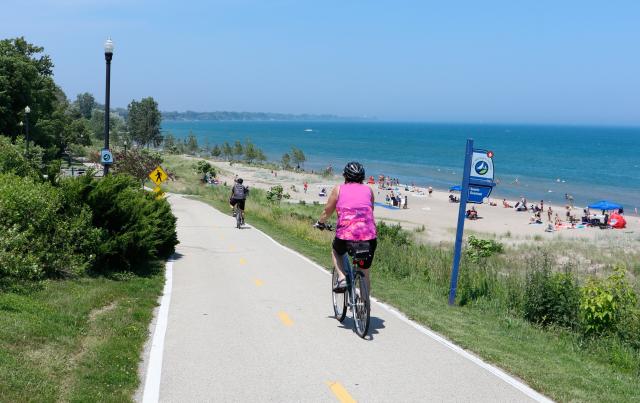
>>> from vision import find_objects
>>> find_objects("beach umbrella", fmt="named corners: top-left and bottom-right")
top-left (587, 200), bottom-right (622, 211)
top-left (449, 185), bottom-right (462, 192)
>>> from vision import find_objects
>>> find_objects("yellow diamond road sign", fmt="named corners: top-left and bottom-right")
top-left (149, 166), bottom-right (168, 185)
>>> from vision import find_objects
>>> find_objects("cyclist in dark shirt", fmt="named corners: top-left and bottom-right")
top-left (229, 178), bottom-right (249, 216)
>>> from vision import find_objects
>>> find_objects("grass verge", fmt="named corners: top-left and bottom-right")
top-left (163, 155), bottom-right (639, 402)
top-left (0, 269), bottom-right (163, 402)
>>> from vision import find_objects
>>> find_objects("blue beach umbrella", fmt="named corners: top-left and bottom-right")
top-left (449, 185), bottom-right (462, 192)
top-left (587, 200), bottom-right (622, 211)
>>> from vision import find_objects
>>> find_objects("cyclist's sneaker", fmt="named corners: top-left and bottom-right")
top-left (333, 278), bottom-right (347, 293)
top-left (232, 211), bottom-right (237, 217)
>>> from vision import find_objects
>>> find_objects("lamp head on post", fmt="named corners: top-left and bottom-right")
top-left (104, 38), bottom-right (114, 61)
top-left (25, 106), bottom-right (31, 114)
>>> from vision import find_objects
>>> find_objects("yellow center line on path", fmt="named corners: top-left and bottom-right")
top-left (326, 381), bottom-right (357, 403)
top-left (239, 258), bottom-right (247, 265)
top-left (253, 278), bottom-right (264, 287)
top-left (277, 311), bottom-right (293, 327)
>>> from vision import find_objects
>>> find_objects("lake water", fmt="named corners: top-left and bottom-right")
top-left (162, 120), bottom-right (640, 210)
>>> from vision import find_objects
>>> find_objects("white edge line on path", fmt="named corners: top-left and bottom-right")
top-left (247, 224), bottom-right (553, 403)
top-left (141, 259), bottom-right (174, 403)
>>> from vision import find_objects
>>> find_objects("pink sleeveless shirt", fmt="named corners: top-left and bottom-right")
top-left (336, 183), bottom-right (377, 241)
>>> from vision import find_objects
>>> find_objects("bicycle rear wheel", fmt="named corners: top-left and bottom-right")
top-left (331, 268), bottom-right (347, 322)
top-left (236, 207), bottom-right (242, 229)
top-left (352, 271), bottom-right (370, 338)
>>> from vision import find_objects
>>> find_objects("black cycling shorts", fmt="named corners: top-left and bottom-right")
top-left (332, 238), bottom-right (377, 269)
top-left (229, 198), bottom-right (245, 210)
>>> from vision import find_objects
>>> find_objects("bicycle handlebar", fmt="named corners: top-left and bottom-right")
top-left (313, 221), bottom-right (333, 231)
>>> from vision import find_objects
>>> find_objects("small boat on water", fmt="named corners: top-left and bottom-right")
top-left (304, 128), bottom-right (313, 132)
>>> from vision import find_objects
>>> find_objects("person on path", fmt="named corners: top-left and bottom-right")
top-left (316, 162), bottom-right (377, 292)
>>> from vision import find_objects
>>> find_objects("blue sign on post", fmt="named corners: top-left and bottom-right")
top-left (448, 141), bottom-right (496, 305)
top-left (101, 149), bottom-right (114, 165)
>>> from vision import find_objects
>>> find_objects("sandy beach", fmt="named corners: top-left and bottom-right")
top-left (196, 157), bottom-right (639, 245)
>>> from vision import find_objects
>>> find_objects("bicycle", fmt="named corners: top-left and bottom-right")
top-left (233, 204), bottom-right (244, 229)
top-left (314, 223), bottom-right (371, 338)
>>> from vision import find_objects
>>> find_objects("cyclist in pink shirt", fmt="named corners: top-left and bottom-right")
top-left (316, 162), bottom-right (377, 292)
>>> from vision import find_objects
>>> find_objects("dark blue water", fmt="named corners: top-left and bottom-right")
top-left (162, 121), bottom-right (640, 209)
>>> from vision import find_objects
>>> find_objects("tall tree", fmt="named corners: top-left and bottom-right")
top-left (222, 142), bottom-right (233, 161)
top-left (281, 153), bottom-right (291, 169)
top-left (233, 140), bottom-right (243, 160)
top-left (256, 149), bottom-right (267, 164)
top-left (74, 92), bottom-right (95, 119)
top-left (186, 131), bottom-right (198, 155)
top-left (244, 140), bottom-right (257, 163)
top-left (126, 97), bottom-right (162, 147)
top-left (211, 144), bottom-right (221, 158)
top-left (0, 37), bottom-right (61, 150)
top-left (164, 132), bottom-right (177, 153)
top-left (291, 147), bottom-right (306, 169)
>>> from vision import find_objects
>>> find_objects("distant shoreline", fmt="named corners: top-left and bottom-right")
top-left (161, 111), bottom-right (374, 122)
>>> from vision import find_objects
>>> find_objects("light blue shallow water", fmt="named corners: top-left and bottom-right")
top-left (162, 121), bottom-right (640, 210)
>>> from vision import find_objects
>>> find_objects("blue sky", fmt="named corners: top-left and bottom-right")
top-left (3, 0), bottom-right (640, 125)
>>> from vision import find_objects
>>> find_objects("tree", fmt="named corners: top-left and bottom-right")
top-left (281, 153), bottom-right (291, 169)
top-left (0, 37), bottom-right (56, 143)
top-left (186, 131), bottom-right (198, 155)
top-left (112, 147), bottom-right (163, 185)
top-left (244, 140), bottom-right (257, 163)
top-left (222, 142), bottom-right (233, 161)
top-left (291, 147), bottom-right (306, 169)
top-left (211, 144), bottom-right (221, 158)
top-left (256, 149), bottom-right (267, 164)
top-left (74, 92), bottom-right (95, 119)
top-left (164, 133), bottom-right (178, 154)
top-left (126, 97), bottom-right (162, 147)
top-left (89, 109), bottom-right (123, 141)
top-left (233, 140), bottom-right (243, 160)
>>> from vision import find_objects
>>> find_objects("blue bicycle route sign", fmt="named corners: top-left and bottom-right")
top-left (448, 141), bottom-right (496, 305)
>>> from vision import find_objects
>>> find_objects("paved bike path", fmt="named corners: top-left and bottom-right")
top-left (154, 194), bottom-right (547, 402)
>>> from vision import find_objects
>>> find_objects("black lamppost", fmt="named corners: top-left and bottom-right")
top-left (24, 106), bottom-right (30, 154)
top-left (18, 121), bottom-right (23, 136)
top-left (103, 38), bottom-right (114, 175)
top-left (123, 139), bottom-right (128, 153)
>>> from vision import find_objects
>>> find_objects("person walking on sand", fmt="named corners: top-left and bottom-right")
top-left (428, 186), bottom-right (433, 197)
top-left (304, 181), bottom-right (308, 193)
top-left (547, 206), bottom-right (553, 222)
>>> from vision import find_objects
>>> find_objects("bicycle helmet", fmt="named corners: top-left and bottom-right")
top-left (236, 178), bottom-right (243, 184)
top-left (343, 161), bottom-right (365, 183)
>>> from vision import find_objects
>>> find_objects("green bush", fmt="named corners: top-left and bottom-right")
top-left (193, 159), bottom-right (216, 180)
top-left (377, 221), bottom-right (411, 246)
top-left (0, 136), bottom-right (41, 179)
top-left (580, 267), bottom-right (638, 338)
top-left (266, 185), bottom-right (284, 203)
top-left (62, 174), bottom-right (178, 272)
top-left (0, 174), bottom-right (101, 288)
top-left (86, 174), bottom-right (178, 270)
top-left (465, 235), bottom-right (503, 263)
top-left (458, 262), bottom-right (499, 306)
top-left (523, 264), bottom-right (580, 328)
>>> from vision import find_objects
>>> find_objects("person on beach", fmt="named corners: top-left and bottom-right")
top-left (428, 186), bottom-right (433, 197)
top-left (315, 162), bottom-right (377, 293)
top-left (303, 182), bottom-right (308, 193)
top-left (547, 206), bottom-right (553, 222)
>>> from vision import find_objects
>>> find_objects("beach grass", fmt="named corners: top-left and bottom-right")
top-left (163, 154), bottom-right (640, 402)
top-left (0, 270), bottom-right (163, 402)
